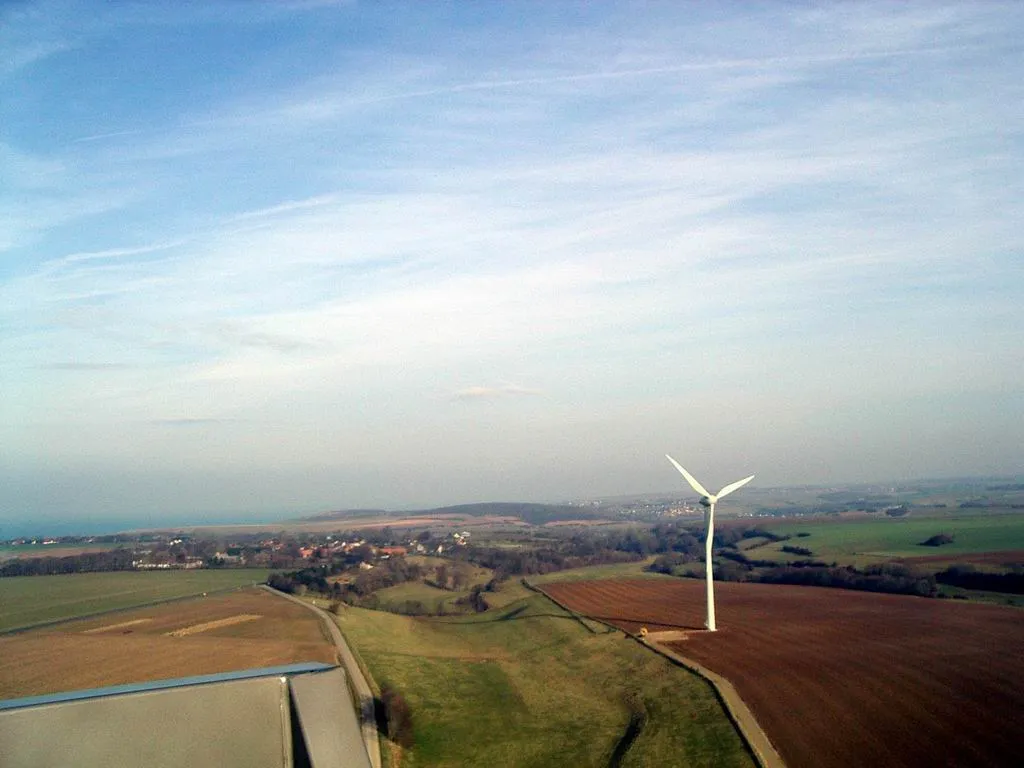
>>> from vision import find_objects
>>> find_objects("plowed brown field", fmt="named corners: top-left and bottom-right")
top-left (541, 578), bottom-right (1024, 768)
top-left (0, 588), bottom-right (336, 700)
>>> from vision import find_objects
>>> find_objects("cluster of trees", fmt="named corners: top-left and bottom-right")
top-left (644, 525), bottom-right (797, 576)
top-left (936, 566), bottom-right (1024, 594)
top-left (348, 558), bottom-right (424, 597)
top-left (647, 552), bottom-right (699, 574)
top-left (647, 525), bottom-right (1024, 599)
top-left (458, 523), bottom-right (789, 577)
top-left (645, 527), bottom-right (938, 597)
top-left (425, 562), bottom-right (476, 591)
top-left (268, 557), bottom-right (426, 601)
top-left (756, 563), bottom-right (937, 597)
top-left (464, 545), bottom-right (640, 577)
top-left (267, 569), bottom-right (332, 595)
top-left (454, 583), bottom-right (492, 613)
top-left (1, 549), bottom-right (136, 577)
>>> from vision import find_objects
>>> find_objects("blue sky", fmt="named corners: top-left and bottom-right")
top-left (2, 1), bottom-right (1022, 529)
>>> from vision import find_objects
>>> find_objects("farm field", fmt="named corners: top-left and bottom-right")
top-left (753, 511), bottom-right (1024, 566)
top-left (0, 587), bottom-right (335, 700)
top-left (526, 557), bottom-right (661, 584)
top-left (540, 578), bottom-right (1024, 768)
top-left (0, 569), bottom-right (271, 632)
top-left (333, 580), bottom-right (754, 768)
top-left (0, 542), bottom-right (121, 561)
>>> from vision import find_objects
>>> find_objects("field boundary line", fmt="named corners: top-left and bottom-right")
top-left (642, 639), bottom-right (786, 768)
top-left (260, 585), bottom-right (381, 768)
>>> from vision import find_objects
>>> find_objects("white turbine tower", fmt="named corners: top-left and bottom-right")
top-left (666, 455), bottom-right (754, 632)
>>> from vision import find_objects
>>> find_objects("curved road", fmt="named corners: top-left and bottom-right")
top-left (260, 586), bottom-right (382, 768)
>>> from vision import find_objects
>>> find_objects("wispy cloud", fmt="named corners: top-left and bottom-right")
top-left (50, 240), bottom-right (186, 266)
top-left (71, 129), bottom-right (147, 144)
top-left (38, 362), bottom-right (131, 371)
top-left (150, 418), bottom-right (232, 427)
top-left (230, 195), bottom-right (340, 222)
top-left (453, 385), bottom-right (543, 401)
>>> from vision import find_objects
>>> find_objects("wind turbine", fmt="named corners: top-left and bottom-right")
top-left (666, 455), bottom-right (754, 632)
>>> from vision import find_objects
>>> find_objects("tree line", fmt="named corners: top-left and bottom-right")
top-left (1, 549), bottom-right (136, 577)
top-left (936, 566), bottom-right (1024, 594)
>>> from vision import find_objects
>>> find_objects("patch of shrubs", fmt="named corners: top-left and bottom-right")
top-left (454, 584), bottom-right (490, 613)
top-left (647, 552), bottom-right (698, 574)
top-left (781, 545), bottom-right (814, 557)
top-left (717, 549), bottom-right (778, 568)
top-left (714, 527), bottom-right (789, 549)
top-left (379, 684), bottom-right (414, 749)
top-left (919, 533), bottom-right (954, 547)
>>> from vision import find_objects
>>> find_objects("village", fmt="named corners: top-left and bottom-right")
top-left (0, 529), bottom-right (474, 576)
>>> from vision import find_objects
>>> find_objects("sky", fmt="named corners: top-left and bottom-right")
top-left (2, 1), bottom-right (1022, 531)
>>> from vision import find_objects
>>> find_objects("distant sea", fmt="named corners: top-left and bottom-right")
top-left (0, 512), bottom-right (290, 540)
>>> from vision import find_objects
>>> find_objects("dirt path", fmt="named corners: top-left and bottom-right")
top-left (260, 586), bottom-right (381, 768)
top-left (166, 614), bottom-right (261, 637)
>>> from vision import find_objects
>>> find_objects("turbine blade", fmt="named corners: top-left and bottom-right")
top-left (665, 455), bottom-right (712, 498)
top-left (716, 474), bottom-right (755, 500)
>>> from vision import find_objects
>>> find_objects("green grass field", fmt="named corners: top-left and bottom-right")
top-left (0, 569), bottom-right (270, 632)
top-left (334, 578), bottom-right (753, 768)
top-left (373, 581), bottom-right (461, 614)
top-left (755, 512), bottom-right (1024, 565)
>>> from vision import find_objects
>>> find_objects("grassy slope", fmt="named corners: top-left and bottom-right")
top-left (755, 512), bottom-right (1024, 565)
top-left (335, 579), bottom-right (752, 768)
top-left (373, 561), bottom-right (495, 613)
top-left (0, 569), bottom-right (270, 632)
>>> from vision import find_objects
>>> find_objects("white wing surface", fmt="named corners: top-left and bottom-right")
top-left (715, 474), bottom-right (755, 500)
top-left (665, 455), bottom-right (712, 498)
